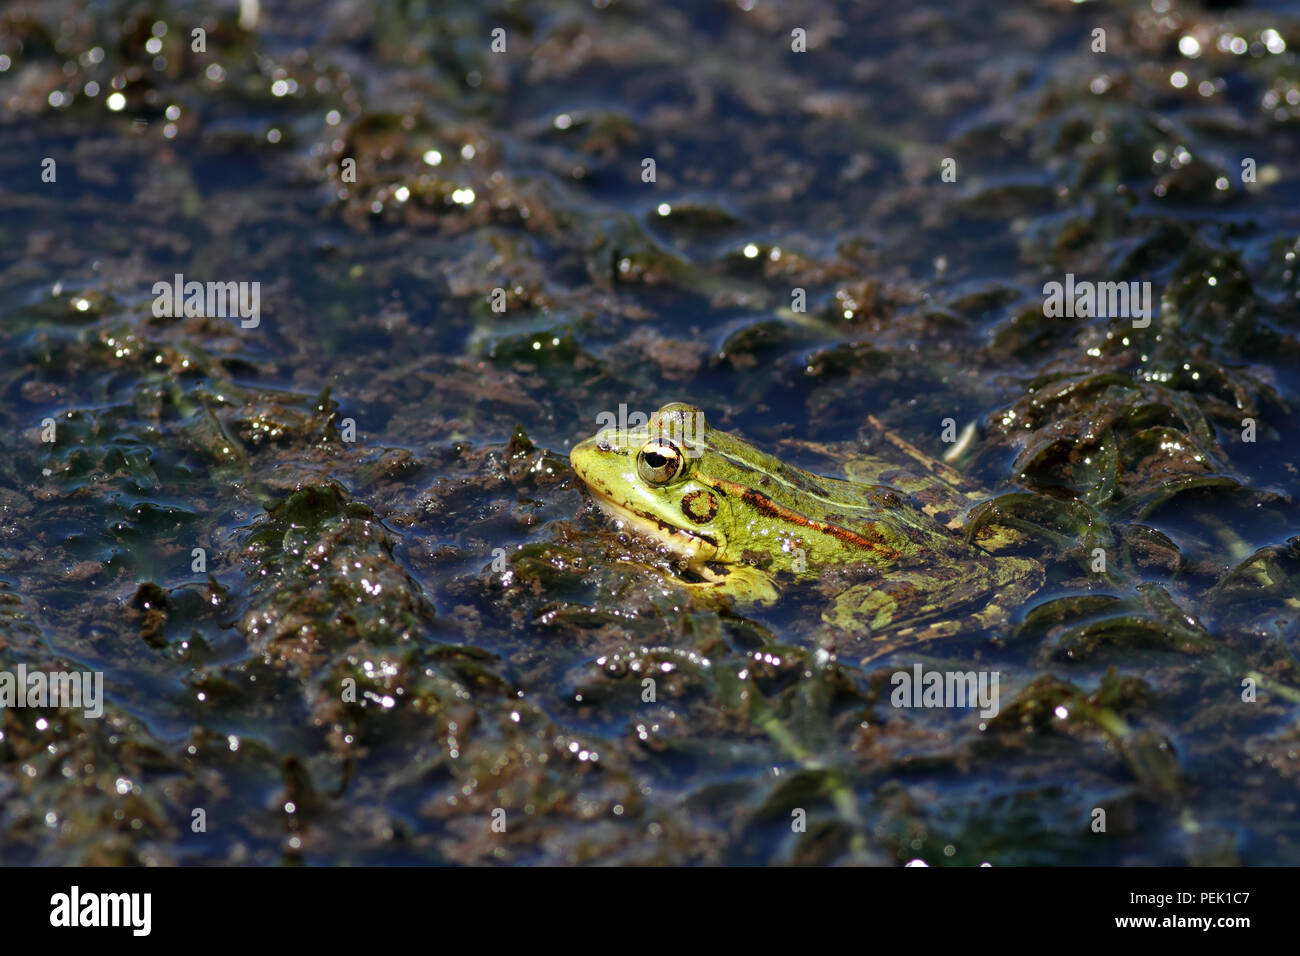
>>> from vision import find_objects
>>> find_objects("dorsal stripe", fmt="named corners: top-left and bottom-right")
top-left (703, 477), bottom-right (902, 560)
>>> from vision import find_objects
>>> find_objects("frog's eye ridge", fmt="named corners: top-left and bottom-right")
top-left (637, 439), bottom-right (685, 485)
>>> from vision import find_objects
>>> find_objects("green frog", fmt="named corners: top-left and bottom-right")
top-left (569, 402), bottom-right (1043, 657)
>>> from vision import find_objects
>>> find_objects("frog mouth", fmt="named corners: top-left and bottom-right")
top-left (577, 481), bottom-right (721, 564)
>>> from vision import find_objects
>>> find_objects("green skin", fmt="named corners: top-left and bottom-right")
top-left (570, 402), bottom-right (1042, 649)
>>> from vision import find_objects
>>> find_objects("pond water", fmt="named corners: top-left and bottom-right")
top-left (2, 0), bottom-right (1300, 864)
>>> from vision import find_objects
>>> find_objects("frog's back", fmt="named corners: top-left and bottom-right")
top-left (700, 430), bottom-right (964, 573)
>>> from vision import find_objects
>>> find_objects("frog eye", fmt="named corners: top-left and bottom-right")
top-left (637, 439), bottom-right (685, 486)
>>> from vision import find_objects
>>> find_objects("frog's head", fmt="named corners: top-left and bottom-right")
top-left (570, 402), bottom-right (729, 565)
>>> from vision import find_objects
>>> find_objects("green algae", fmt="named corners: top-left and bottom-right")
top-left (3, 0), bottom-right (1300, 866)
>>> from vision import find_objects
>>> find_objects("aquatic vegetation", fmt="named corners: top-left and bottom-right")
top-left (2, 0), bottom-right (1300, 865)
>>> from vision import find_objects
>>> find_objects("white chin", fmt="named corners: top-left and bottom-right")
top-left (589, 495), bottom-right (717, 563)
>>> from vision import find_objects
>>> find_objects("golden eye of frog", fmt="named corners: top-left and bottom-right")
top-left (569, 402), bottom-right (1042, 655)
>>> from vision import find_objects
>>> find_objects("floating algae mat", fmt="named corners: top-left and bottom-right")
top-left (1, 0), bottom-right (1300, 868)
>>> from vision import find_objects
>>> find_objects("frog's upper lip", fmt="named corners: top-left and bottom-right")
top-left (573, 472), bottom-right (720, 560)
